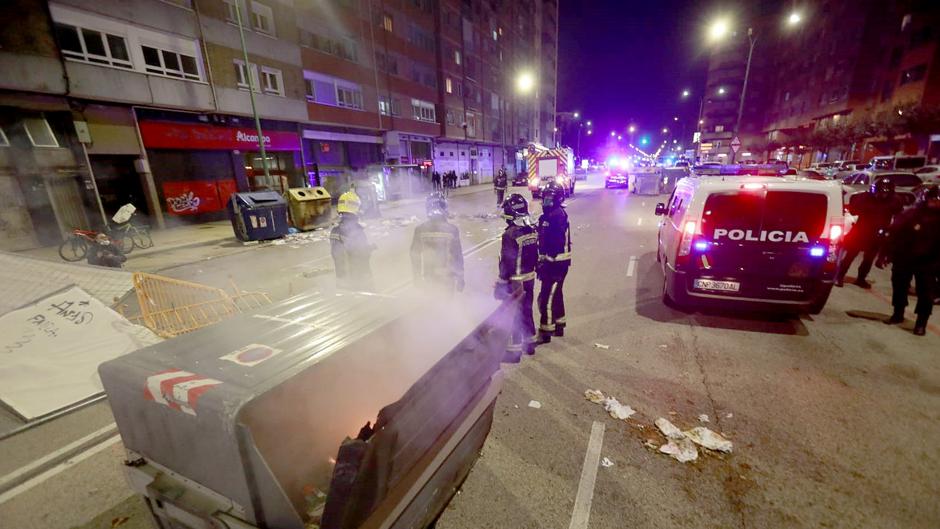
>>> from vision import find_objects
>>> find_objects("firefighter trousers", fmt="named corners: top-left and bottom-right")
top-left (538, 262), bottom-right (568, 334)
top-left (891, 264), bottom-right (935, 317)
top-left (495, 188), bottom-right (506, 206)
top-left (507, 279), bottom-right (536, 356)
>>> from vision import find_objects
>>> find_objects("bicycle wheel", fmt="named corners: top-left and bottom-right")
top-left (58, 236), bottom-right (87, 262)
top-left (130, 226), bottom-right (153, 249)
top-left (110, 231), bottom-right (132, 254)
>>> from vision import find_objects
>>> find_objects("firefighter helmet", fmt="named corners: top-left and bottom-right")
top-left (337, 190), bottom-right (361, 215)
top-left (502, 193), bottom-right (529, 220)
top-left (870, 177), bottom-right (895, 198)
top-left (542, 182), bottom-right (566, 210)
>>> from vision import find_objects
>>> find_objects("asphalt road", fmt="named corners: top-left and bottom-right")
top-left (1, 172), bottom-right (938, 529)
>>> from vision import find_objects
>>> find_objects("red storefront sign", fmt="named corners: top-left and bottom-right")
top-left (162, 179), bottom-right (237, 215)
top-left (140, 121), bottom-right (300, 151)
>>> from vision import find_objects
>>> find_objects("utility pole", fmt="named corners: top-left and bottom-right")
top-left (731, 27), bottom-right (756, 163)
top-left (234, 0), bottom-right (270, 181)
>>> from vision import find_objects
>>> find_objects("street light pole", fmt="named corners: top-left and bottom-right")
top-left (732, 27), bottom-right (756, 163)
top-left (234, 0), bottom-right (270, 181)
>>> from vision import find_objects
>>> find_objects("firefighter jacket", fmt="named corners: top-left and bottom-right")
top-left (538, 206), bottom-right (571, 264)
top-left (499, 223), bottom-right (539, 282)
top-left (411, 217), bottom-right (464, 282)
top-left (330, 214), bottom-right (373, 281)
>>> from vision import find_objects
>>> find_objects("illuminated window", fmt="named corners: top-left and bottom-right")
top-left (445, 77), bottom-right (453, 94)
top-left (454, 50), bottom-right (461, 65)
top-left (382, 14), bottom-right (393, 32)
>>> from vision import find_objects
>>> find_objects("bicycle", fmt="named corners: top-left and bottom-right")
top-left (58, 228), bottom-right (105, 262)
top-left (111, 212), bottom-right (153, 253)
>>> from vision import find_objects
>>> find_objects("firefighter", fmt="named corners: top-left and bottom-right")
top-left (536, 182), bottom-right (571, 343)
top-left (836, 178), bottom-right (904, 288)
top-left (494, 193), bottom-right (539, 358)
top-left (410, 192), bottom-right (465, 292)
top-left (877, 184), bottom-right (940, 336)
top-left (494, 167), bottom-right (508, 207)
top-left (330, 190), bottom-right (375, 290)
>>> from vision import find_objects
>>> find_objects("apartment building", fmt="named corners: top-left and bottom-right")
top-left (0, 0), bottom-right (557, 250)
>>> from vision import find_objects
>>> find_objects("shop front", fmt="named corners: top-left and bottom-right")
top-left (138, 117), bottom-right (302, 222)
top-left (301, 129), bottom-right (384, 200)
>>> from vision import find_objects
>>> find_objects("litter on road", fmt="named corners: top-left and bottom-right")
top-left (593, 343), bottom-right (610, 350)
top-left (602, 397), bottom-right (636, 420)
top-left (584, 389), bottom-right (605, 403)
top-left (726, 413), bottom-right (734, 419)
top-left (528, 400), bottom-right (542, 409)
top-left (698, 414), bottom-right (710, 423)
top-left (655, 418), bottom-right (685, 440)
top-left (601, 457), bottom-right (614, 468)
top-left (685, 427), bottom-right (733, 453)
top-left (659, 438), bottom-right (698, 463)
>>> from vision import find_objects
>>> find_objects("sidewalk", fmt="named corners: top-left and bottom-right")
top-left (17, 183), bottom-right (492, 266)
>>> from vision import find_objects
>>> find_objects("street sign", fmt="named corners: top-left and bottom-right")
top-left (730, 136), bottom-right (742, 153)
top-left (700, 142), bottom-right (713, 152)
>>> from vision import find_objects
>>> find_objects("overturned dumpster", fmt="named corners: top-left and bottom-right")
top-left (99, 289), bottom-right (515, 529)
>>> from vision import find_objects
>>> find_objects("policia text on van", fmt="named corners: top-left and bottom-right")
top-left (655, 176), bottom-right (844, 313)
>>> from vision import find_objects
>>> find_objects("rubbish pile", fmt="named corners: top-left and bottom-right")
top-left (270, 229), bottom-right (329, 247)
top-left (583, 389), bottom-right (733, 464)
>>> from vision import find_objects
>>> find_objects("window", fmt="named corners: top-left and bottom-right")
top-left (261, 67), bottom-right (283, 96)
top-left (379, 96), bottom-right (390, 116)
top-left (142, 45), bottom-right (200, 80)
top-left (223, 0), bottom-right (240, 22)
top-left (306, 72), bottom-right (364, 110)
top-left (900, 64), bottom-right (927, 85)
top-left (233, 59), bottom-right (260, 91)
top-left (23, 117), bottom-right (59, 147)
top-left (381, 14), bottom-right (393, 32)
top-left (300, 30), bottom-right (357, 62)
top-left (305, 78), bottom-right (315, 100)
top-left (251, 2), bottom-right (275, 35)
top-left (445, 77), bottom-right (453, 94)
top-left (411, 99), bottom-right (436, 122)
top-left (337, 86), bottom-right (363, 109)
top-left (714, 125), bottom-right (724, 133)
top-left (0, 127), bottom-right (8, 147)
top-left (446, 110), bottom-right (455, 125)
top-left (54, 23), bottom-right (132, 69)
top-left (454, 50), bottom-right (461, 65)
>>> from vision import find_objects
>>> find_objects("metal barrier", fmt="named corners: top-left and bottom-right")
top-left (131, 273), bottom-right (271, 338)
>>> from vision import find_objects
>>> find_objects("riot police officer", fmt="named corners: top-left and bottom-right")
top-left (536, 182), bottom-right (571, 343)
top-left (330, 190), bottom-right (375, 290)
top-left (410, 192), bottom-right (465, 292)
top-left (877, 184), bottom-right (940, 336)
top-left (837, 177), bottom-right (904, 288)
top-left (495, 193), bottom-right (539, 359)
top-left (494, 167), bottom-right (509, 207)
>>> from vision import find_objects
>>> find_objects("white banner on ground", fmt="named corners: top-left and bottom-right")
top-left (0, 285), bottom-right (160, 421)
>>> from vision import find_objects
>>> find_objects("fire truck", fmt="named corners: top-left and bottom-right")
top-left (525, 143), bottom-right (575, 198)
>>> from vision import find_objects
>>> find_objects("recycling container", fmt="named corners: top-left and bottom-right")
top-left (287, 187), bottom-right (332, 230)
top-left (229, 191), bottom-right (290, 241)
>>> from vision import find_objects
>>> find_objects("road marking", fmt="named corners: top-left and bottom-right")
top-left (568, 421), bottom-right (606, 529)
top-left (0, 432), bottom-right (121, 505)
top-left (637, 217), bottom-right (643, 226)
top-left (626, 255), bottom-right (638, 277)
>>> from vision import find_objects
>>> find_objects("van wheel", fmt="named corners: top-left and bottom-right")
top-left (661, 274), bottom-right (676, 308)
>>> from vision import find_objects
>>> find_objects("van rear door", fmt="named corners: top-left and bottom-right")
top-left (689, 189), bottom-right (833, 301)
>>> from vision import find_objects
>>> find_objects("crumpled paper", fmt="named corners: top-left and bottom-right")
top-left (602, 397), bottom-right (636, 420)
top-left (659, 438), bottom-right (698, 463)
top-left (684, 426), bottom-right (733, 453)
top-left (655, 417), bottom-right (685, 440)
top-left (584, 389), bottom-right (605, 403)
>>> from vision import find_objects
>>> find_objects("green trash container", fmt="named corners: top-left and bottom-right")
top-left (287, 187), bottom-right (332, 231)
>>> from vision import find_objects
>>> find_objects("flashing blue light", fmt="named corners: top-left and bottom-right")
top-left (640, 137), bottom-right (649, 145)
top-left (694, 240), bottom-right (709, 252)
top-left (809, 246), bottom-right (825, 257)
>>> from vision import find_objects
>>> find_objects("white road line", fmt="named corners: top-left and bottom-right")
top-left (568, 421), bottom-right (606, 529)
top-left (637, 217), bottom-right (643, 226)
top-left (0, 434), bottom-right (121, 505)
top-left (626, 255), bottom-right (638, 277)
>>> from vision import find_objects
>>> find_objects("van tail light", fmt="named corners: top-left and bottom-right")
top-left (676, 220), bottom-right (698, 267)
top-left (824, 218), bottom-right (844, 269)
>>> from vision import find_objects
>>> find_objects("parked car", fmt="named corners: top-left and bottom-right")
top-left (512, 172), bottom-right (528, 186)
top-left (867, 155), bottom-right (927, 172)
top-left (841, 171), bottom-right (923, 205)
top-left (798, 169), bottom-right (827, 180)
top-left (913, 165), bottom-right (940, 183)
top-left (834, 163), bottom-right (867, 180)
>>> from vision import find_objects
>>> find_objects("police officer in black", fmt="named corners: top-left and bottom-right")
top-left (410, 192), bottom-right (465, 292)
top-left (494, 167), bottom-right (508, 207)
top-left (837, 178), bottom-right (904, 288)
top-left (495, 193), bottom-right (539, 358)
top-left (330, 190), bottom-right (375, 290)
top-left (877, 184), bottom-right (940, 336)
top-left (536, 182), bottom-right (572, 343)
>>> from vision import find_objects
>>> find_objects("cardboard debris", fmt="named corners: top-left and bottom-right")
top-left (602, 397), bottom-right (636, 420)
top-left (593, 343), bottom-right (610, 350)
top-left (726, 413), bottom-right (733, 419)
top-left (698, 414), bottom-right (710, 423)
top-left (655, 418), bottom-right (685, 440)
top-left (685, 427), bottom-right (733, 453)
top-left (584, 389), bottom-right (605, 403)
top-left (659, 438), bottom-right (698, 463)
top-left (601, 457), bottom-right (614, 468)
top-left (528, 400), bottom-right (542, 409)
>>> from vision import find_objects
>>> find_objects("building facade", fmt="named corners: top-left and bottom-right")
top-left (0, 0), bottom-right (557, 250)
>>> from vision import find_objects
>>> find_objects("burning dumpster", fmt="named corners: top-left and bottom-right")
top-left (99, 289), bottom-right (515, 529)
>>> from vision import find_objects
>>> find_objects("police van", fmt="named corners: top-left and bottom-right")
top-left (654, 175), bottom-right (845, 313)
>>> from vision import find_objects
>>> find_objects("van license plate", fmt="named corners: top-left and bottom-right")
top-left (694, 279), bottom-right (740, 292)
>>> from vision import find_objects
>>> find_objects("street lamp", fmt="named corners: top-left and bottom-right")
top-left (617, 135), bottom-right (622, 141)
top-left (662, 127), bottom-right (668, 134)
top-left (673, 116), bottom-right (679, 122)
top-left (787, 12), bottom-right (801, 26)
top-left (574, 112), bottom-right (580, 119)
top-left (718, 86), bottom-right (726, 95)
top-left (516, 71), bottom-right (535, 93)
top-left (682, 89), bottom-right (690, 98)
top-left (586, 120), bottom-right (592, 126)
top-left (610, 131), bottom-right (616, 137)
top-left (628, 125), bottom-right (636, 133)
top-left (708, 18), bottom-right (730, 42)
top-left (587, 130), bottom-right (593, 135)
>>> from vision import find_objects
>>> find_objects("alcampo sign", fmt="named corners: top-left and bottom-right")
top-left (139, 121), bottom-right (300, 151)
